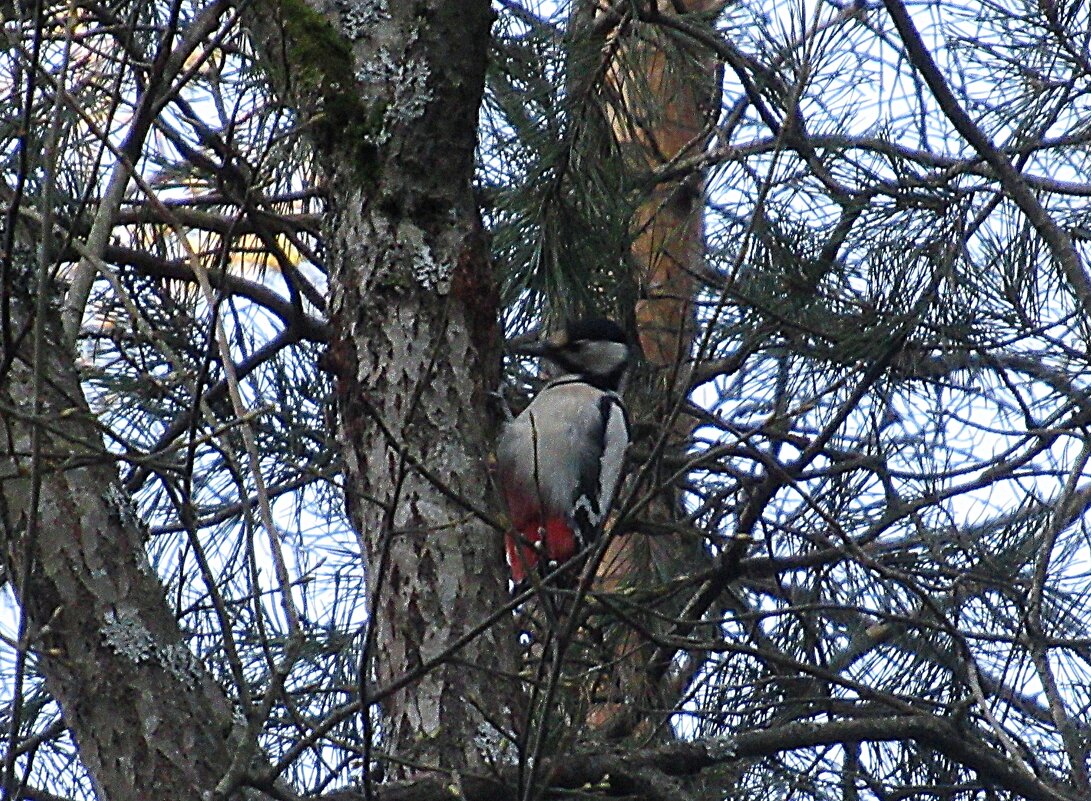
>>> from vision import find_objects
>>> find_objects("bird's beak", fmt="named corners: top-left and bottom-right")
top-left (509, 329), bottom-right (564, 358)
top-left (512, 339), bottom-right (553, 358)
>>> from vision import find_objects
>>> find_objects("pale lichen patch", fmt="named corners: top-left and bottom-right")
top-left (337, 0), bottom-right (389, 39)
top-left (353, 25), bottom-right (433, 145)
top-left (386, 53), bottom-right (432, 129)
top-left (354, 45), bottom-right (398, 88)
top-left (396, 221), bottom-right (451, 293)
top-left (102, 607), bottom-right (157, 664)
top-left (473, 717), bottom-right (516, 766)
top-left (704, 734), bottom-right (736, 759)
top-left (102, 607), bottom-right (202, 689)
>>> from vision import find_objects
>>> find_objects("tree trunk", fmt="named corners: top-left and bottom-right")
top-left (248, 0), bottom-right (521, 778)
top-left (0, 285), bottom-right (262, 799)
top-left (589, 0), bottom-right (720, 738)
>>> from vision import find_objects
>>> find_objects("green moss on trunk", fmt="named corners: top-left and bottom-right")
top-left (275, 0), bottom-right (381, 182)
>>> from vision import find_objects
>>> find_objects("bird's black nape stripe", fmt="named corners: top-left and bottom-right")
top-left (596, 360), bottom-right (627, 392)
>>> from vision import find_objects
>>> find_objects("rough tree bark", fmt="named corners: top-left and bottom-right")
top-left (0, 282), bottom-right (268, 799)
top-left (248, 0), bottom-right (520, 778)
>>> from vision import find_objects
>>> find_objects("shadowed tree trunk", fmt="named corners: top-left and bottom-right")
top-left (0, 280), bottom-right (264, 799)
top-left (588, 0), bottom-right (720, 738)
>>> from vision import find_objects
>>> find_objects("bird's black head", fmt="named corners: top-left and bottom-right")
top-left (517, 317), bottom-right (632, 391)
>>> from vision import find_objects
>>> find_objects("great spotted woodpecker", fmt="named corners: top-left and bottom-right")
top-left (497, 318), bottom-right (631, 584)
